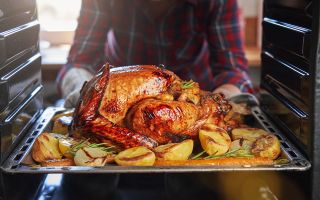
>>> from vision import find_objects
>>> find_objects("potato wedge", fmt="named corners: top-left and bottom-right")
top-left (52, 116), bottom-right (73, 135)
top-left (199, 123), bottom-right (231, 156)
top-left (58, 137), bottom-right (80, 158)
top-left (251, 134), bottom-right (281, 160)
top-left (115, 146), bottom-right (156, 166)
top-left (32, 133), bottom-right (63, 163)
top-left (231, 128), bottom-right (269, 142)
top-left (155, 139), bottom-right (193, 161)
top-left (41, 158), bottom-right (75, 167)
top-left (229, 139), bottom-right (253, 156)
top-left (74, 147), bottom-right (114, 166)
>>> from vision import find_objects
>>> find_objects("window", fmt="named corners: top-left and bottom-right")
top-left (37, 0), bottom-right (81, 45)
top-left (37, 0), bottom-right (81, 65)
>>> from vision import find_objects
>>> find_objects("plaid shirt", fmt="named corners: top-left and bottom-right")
top-left (57, 0), bottom-right (253, 93)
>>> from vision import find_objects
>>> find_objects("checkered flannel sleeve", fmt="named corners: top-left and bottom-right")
top-left (207, 0), bottom-right (254, 93)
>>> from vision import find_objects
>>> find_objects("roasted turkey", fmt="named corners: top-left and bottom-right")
top-left (72, 63), bottom-right (238, 150)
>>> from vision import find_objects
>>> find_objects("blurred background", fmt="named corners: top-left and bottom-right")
top-left (37, 0), bottom-right (263, 105)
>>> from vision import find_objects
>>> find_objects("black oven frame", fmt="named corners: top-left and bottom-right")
top-left (1, 0), bottom-right (320, 200)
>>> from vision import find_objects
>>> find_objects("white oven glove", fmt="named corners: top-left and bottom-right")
top-left (61, 68), bottom-right (93, 108)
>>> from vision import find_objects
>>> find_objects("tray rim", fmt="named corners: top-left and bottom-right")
top-left (0, 106), bottom-right (312, 174)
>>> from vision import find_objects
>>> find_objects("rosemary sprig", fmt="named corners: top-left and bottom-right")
top-left (204, 149), bottom-right (254, 160)
top-left (88, 144), bottom-right (115, 154)
top-left (181, 80), bottom-right (195, 89)
top-left (88, 143), bottom-right (112, 149)
top-left (190, 147), bottom-right (255, 160)
top-left (68, 140), bottom-right (115, 155)
top-left (191, 151), bottom-right (206, 160)
top-left (69, 139), bottom-right (90, 155)
top-left (204, 149), bottom-right (237, 159)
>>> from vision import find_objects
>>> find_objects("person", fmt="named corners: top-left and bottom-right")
top-left (56, 0), bottom-right (254, 199)
top-left (57, 0), bottom-right (253, 108)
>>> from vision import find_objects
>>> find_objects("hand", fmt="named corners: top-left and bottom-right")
top-left (61, 68), bottom-right (93, 108)
top-left (212, 84), bottom-right (241, 99)
top-left (64, 88), bottom-right (82, 108)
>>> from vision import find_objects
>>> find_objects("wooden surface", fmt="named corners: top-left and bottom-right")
top-left (245, 46), bottom-right (261, 67)
top-left (244, 17), bottom-right (259, 47)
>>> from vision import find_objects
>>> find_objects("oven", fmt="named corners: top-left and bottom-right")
top-left (0, 0), bottom-right (319, 200)
top-left (0, 0), bottom-right (45, 199)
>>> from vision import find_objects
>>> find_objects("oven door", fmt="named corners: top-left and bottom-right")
top-left (260, 0), bottom-right (320, 199)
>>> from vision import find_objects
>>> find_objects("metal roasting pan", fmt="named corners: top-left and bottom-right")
top-left (0, 97), bottom-right (311, 173)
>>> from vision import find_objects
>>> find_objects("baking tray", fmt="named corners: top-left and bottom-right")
top-left (0, 103), bottom-right (311, 173)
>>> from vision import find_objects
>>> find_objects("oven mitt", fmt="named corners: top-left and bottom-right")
top-left (61, 68), bottom-right (93, 108)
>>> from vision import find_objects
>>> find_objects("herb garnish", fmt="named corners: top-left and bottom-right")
top-left (191, 149), bottom-right (254, 160)
top-left (69, 139), bottom-right (90, 155)
top-left (204, 149), bottom-right (254, 159)
top-left (191, 151), bottom-right (206, 160)
top-left (204, 148), bottom-right (254, 159)
top-left (87, 143), bottom-right (115, 153)
top-left (181, 80), bottom-right (195, 89)
top-left (68, 139), bottom-right (115, 155)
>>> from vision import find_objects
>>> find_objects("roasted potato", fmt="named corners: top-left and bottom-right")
top-left (115, 146), bottom-right (156, 166)
top-left (58, 137), bottom-right (80, 158)
top-left (155, 139), bottom-right (193, 161)
top-left (41, 158), bottom-right (75, 167)
top-left (52, 116), bottom-right (73, 135)
top-left (229, 139), bottom-right (253, 156)
top-left (199, 123), bottom-right (231, 156)
top-left (251, 134), bottom-right (281, 160)
top-left (74, 147), bottom-right (114, 166)
top-left (231, 128), bottom-right (269, 142)
top-left (32, 132), bottom-right (63, 163)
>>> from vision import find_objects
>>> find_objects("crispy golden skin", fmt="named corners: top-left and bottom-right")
top-left (73, 64), bottom-right (233, 150)
top-left (126, 99), bottom-right (202, 144)
top-left (99, 65), bottom-right (178, 126)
